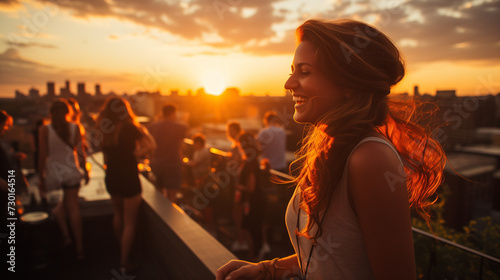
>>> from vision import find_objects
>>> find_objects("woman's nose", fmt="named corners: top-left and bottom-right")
top-left (284, 74), bottom-right (298, 90)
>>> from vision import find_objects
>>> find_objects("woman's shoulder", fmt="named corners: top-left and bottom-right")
top-left (348, 137), bottom-right (401, 173)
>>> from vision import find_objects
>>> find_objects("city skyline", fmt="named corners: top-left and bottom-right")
top-left (0, 0), bottom-right (499, 97)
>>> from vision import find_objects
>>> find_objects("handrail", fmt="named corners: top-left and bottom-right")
top-left (412, 226), bottom-right (500, 264)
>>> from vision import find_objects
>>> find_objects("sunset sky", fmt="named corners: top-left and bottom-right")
top-left (0, 0), bottom-right (499, 97)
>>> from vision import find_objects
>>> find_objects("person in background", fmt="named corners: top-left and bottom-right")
top-left (225, 121), bottom-right (246, 251)
top-left (238, 132), bottom-right (265, 261)
top-left (149, 103), bottom-right (187, 201)
top-left (31, 119), bottom-right (47, 174)
top-left (218, 18), bottom-right (445, 280)
top-left (1, 111), bottom-right (29, 211)
top-left (38, 99), bottom-right (89, 260)
top-left (0, 111), bottom-right (18, 259)
top-left (257, 111), bottom-right (287, 173)
top-left (185, 133), bottom-right (212, 185)
top-left (185, 133), bottom-right (214, 232)
top-left (97, 97), bottom-right (156, 272)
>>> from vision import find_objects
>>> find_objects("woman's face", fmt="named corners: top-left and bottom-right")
top-left (285, 40), bottom-right (346, 124)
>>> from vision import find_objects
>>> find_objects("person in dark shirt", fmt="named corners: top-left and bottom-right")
top-left (149, 103), bottom-right (187, 201)
top-left (238, 132), bottom-right (265, 260)
top-left (97, 97), bottom-right (156, 272)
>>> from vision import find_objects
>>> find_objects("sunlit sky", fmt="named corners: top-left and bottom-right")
top-left (0, 0), bottom-right (499, 97)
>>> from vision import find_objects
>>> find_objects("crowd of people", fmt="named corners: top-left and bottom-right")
top-left (1, 96), bottom-right (289, 272)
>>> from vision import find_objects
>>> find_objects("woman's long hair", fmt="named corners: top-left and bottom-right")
top-left (96, 97), bottom-right (140, 148)
top-left (50, 99), bottom-right (73, 147)
top-left (290, 19), bottom-right (446, 239)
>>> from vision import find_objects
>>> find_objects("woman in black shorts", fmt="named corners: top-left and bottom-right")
top-left (97, 97), bottom-right (156, 272)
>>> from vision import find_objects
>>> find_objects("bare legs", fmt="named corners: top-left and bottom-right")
top-left (110, 194), bottom-right (142, 269)
top-left (52, 187), bottom-right (84, 258)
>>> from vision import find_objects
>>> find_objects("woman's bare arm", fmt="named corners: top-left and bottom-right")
top-left (348, 141), bottom-right (416, 280)
top-left (75, 124), bottom-right (89, 184)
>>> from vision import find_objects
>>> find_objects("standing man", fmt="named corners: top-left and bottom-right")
top-left (256, 111), bottom-right (287, 173)
top-left (149, 104), bottom-right (188, 202)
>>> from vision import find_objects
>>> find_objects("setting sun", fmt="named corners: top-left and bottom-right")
top-left (201, 70), bottom-right (227, 96)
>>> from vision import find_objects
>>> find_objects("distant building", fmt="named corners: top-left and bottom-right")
top-left (29, 88), bottom-right (40, 98)
top-left (221, 87), bottom-right (240, 98)
top-left (47, 81), bottom-right (56, 98)
top-left (95, 84), bottom-right (102, 96)
top-left (60, 80), bottom-right (73, 97)
top-left (15, 90), bottom-right (26, 100)
top-left (436, 90), bottom-right (456, 99)
top-left (443, 152), bottom-right (497, 230)
top-left (77, 82), bottom-right (86, 97)
top-left (413, 85), bottom-right (420, 97)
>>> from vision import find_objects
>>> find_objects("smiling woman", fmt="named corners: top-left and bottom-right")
top-left (201, 70), bottom-right (227, 96)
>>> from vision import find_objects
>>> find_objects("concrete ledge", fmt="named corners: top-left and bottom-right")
top-left (139, 175), bottom-right (236, 279)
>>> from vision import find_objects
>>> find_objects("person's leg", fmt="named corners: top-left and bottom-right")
top-left (52, 199), bottom-right (71, 245)
top-left (63, 187), bottom-right (84, 258)
top-left (120, 194), bottom-right (142, 268)
top-left (110, 195), bottom-right (124, 242)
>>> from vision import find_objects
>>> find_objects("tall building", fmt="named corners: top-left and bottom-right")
top-left (413, 85), bottom-right (420, 97)
top-left (77, 82), bottom-right (86, 97)
top-left (47, 81), bottom-right (55, 98)
top-left (95, 84), bottom-right (102, 96)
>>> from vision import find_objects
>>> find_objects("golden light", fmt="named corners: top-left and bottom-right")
top-left (201, 70), bottom-right (227, 96)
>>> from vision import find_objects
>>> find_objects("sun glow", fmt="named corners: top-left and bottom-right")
top-left (201, 70), bottom-right (227, 96)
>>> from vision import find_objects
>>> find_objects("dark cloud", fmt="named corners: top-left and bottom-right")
top-left (0, 0), bottom-right (20, 6)
top-left (0, 48), bottom-right (131, 87)
top-left (321, 0), bottom-right (500, 64)
top-left (0, 48), bottom-right (53, 84)
top-left (33, 0), bottom-right (286, 52)
top-left (1, 0), bottom-right (498, 61)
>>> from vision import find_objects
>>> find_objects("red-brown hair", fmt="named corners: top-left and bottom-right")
top-left (97, 97), bottom-right (141, 148)
top-left (290, 19), bottom-right (446, 239)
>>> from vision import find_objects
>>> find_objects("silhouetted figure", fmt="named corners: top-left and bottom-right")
top-left (0, 111), bottom-right (29, 221)
top-left (257, 111), bottom-right (287, 172)
top-left (149, 103), bottom-right (187, 201)
top-left (238, 132), bottom-right (265, 261)
top-left (185, 133), bottom-right (214, 233)
top-left (97, 97), bottom-right (156, 271)
top-left (97, 97), bottom-right (156, 272)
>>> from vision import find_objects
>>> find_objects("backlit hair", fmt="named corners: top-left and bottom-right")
top-left (97, 97), bottom-right (141, 148)
top-left (290, 19), bottom-right (446, 239)
top-left (50, 98), bottom-right (73, 147)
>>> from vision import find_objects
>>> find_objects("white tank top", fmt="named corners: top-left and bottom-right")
top-left (285, 137), bottom-right (404, 279)
top-left (45, 123), bottom-right (82, 189)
